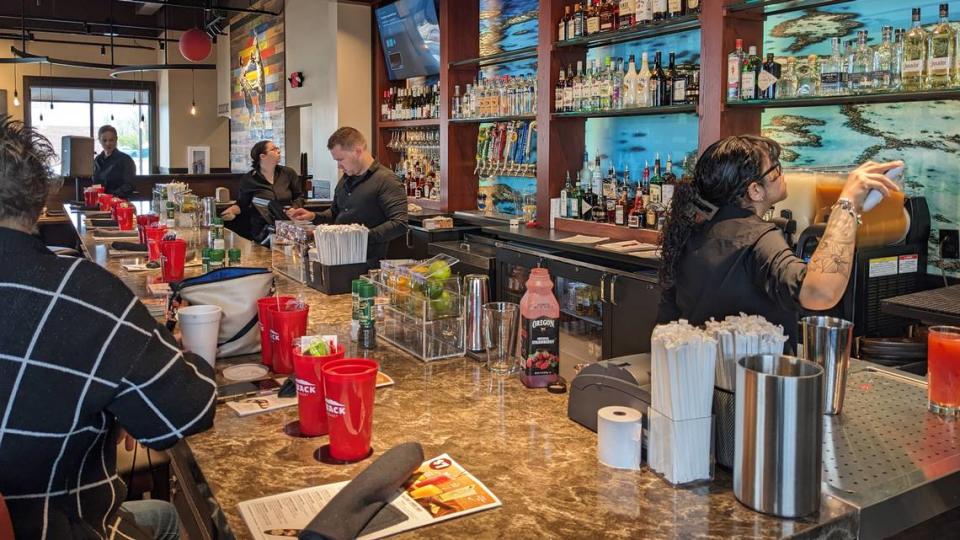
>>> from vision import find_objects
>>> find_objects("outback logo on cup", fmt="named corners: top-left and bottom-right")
top-left (325, 398), bottom-right (346, 417)
top-left (269, 329), bottom-right (279, 342)
top-left (296, 378), bottom-right (316, 395)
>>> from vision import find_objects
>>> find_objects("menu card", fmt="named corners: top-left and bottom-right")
top-left (238, 454), bottom-right (501, 539)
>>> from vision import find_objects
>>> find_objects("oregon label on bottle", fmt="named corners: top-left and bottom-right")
top-left (519, 316), bottom-right (559, 380)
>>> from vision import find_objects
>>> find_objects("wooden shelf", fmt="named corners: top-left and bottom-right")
top-left (554, 15), bottom-right (700, 50)
top-left (553, 104), bottom-right (697, 119)
top-left (378, 119), bottom-right (441, 129)
top-left (449, 46), bottom-right (538, 68)
top-left (553, 217), bottom-right (662, 244)
top-left (449, 114), bottom-right (537, 124)
top-left (726, 88), bottom-right (960, 109)
top-left (725, 0), bottom-right (854, 16)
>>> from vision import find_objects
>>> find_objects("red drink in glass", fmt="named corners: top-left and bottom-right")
top-left (928, 326), bottom-right (960, 415)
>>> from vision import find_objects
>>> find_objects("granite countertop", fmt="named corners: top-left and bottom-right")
top-left (67, 205), bottom-right (858, 539)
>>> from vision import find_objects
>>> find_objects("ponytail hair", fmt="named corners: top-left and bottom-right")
top-left (658, 135), bottom-right (781, 288)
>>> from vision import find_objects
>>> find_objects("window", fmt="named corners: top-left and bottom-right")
top-left (26, 77), bottom-right (155, 175)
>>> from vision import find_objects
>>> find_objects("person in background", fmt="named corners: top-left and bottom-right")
top-left (0, 116), bottom-right (217, 538)
top-left (285, 127), bottom-right (407, 266)
top-left (657, 134), bottom-right (901, 349)
top-left (93, 124), bottom-right (137, 198)
top-left (221, 140), bottom-right (303, 242)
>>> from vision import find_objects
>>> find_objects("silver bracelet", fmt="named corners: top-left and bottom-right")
top-left (833, 198), bottom-right (862, 226)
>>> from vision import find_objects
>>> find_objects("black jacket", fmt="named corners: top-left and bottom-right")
top-left (312, 161), bottom-right (408, 264)
top-left (236, 165), bottom-right (304, 240)
top-left (657, 205), bottom-right (807, 348)
top-left (93, 150), bottom-right (136, 198)
top-left (0, 227), bottom-right (216, 539)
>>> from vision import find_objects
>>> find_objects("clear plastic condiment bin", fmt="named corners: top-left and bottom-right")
top-left (271, 220), bottom-right (316, 283)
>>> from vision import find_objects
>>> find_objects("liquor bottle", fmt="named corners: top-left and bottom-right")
top-left (795, 54), bottom-right (819, 96)
top-left (641, 160), bottom-right (651, 198)
top-left (668, 0), bottom-right (684, 19)
top-left (873, 27), bottom-right (894, 92)
top-left (740, 45), bottom-right (760, 100)
top-left (686, 0), bottom-right (699, 14)
top-left (604, 163), bottom-right (618, 222)
top-left (559, 5), bottom-right (570, 41)
top-left (651, 51), bottom-right (667, 106)
top-left (615, 180), bottom-right (628, 226)
top-left (591, 59), bottom-right (603, 111)
top-left (652, 0), bottom-right (668, 21)
top-left (582, 178), bottom-right (598, 221)
top-left (627, 182), bottom-right (645, 228)
top-left (580, 151), bottom-right (592, 190)
top-left (685, 67), bottom-right (700, 104)
top-left (619, 0), bottom-right (636, 28)
top-left (759, 53), bottom-right (781, 99)
top-left (600, 0), bottom-right (617, 32)
top-left (563, 64), bottom-right (575, 112)
top-left (592, 152), bottom-right (603, 194)
top-left (893, 28), bottom-right (905, 90)
top-left (645, 201), bottom-right (659, 229)
top-left (638, 51), bottom-right (652, 107)
top-left (623, 54), bottom-right (639, 108)
top-left (599, 57), bottom-right (613, 111)
top-left (612, 57), bottom-right (625, 110)
top-left (927, 3), bottom-right (956, 89)
top-left (902, 8), bottom-right (928, 91)
top-left (820, 38), bottom-right (843, 96)
top-left (661, 155), bottom-right (677, 207)
top-left (573, 60), bottom-right (585, 111)
top-left (841, 40), bottom-right (854, 91)
top-left (555, 69), bottom-right (566, 112)
top-left (571, 173), bottom-right (584, 219)
top-left (672, 63), bottom-right (688, 104)
top-left (649, 153), bottom-right (663, 206)
top-left (573, 3), bottom-right (585, 38)
top-left (560, 171), bottom-right (572, 218)
top-left (727, 38), bottom-right (745, 101)
top-left (636, 0), bottom-right (653, 24)
top-left (664, 52), bottom-right (678, 105)
top-left (586, 0), bottom-right (601, 35)
top-left (778, 57), bottom-right (796, 98)
top-left (850, 31), bottom-right (872, 93)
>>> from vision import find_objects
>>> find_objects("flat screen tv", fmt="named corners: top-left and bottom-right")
top-left (375, 0), bottom-right (440, 81)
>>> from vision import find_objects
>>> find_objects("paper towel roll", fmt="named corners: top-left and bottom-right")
top-left (597, 406), bottom-right (643, 470)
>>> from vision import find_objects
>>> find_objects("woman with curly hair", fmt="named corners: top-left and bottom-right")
top-left (656, 134), bottom-right (901, 348)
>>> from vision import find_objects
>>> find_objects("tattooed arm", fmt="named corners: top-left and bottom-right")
top-left (798, 160), bottom-right (903, 311)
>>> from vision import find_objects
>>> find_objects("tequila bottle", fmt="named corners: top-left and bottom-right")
top-left (623, 55), bottom-right (639, 108)
top-left (850, 31), bottom-right (873, 93)
top-left (893, 28), bottom-right (905, 90)
top-left (902, 7), bottom-right (928, 91)
top-left (638, 52), bottom-right (652, 107)
top-left (780, 57), bottom-right (797, 98)
top-left (927, 3), bottom-right (956, 89)
top-left (821, 37), bottom-right (844, 95)
top-left (873, 27), bottom-right (894, 92)
top-left (796, 54), bottom-right (819, 96)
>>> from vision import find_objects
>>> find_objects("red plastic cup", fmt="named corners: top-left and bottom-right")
top-left (98, 193), bottom-right (113, 211)
top-left (110, 197), bottom-right (124, 221)
top-left (256, 295), bottom-right (295, 368)
top-left (137, 214), bottom-right (160, 244)
top-left (293, 343), bottom-right (346, 436)
top-left (159, 238), bottom-right (187, 282)
top-left (145, 225), bottom-right (168, 262)
top-left (321, 358), bottom-right (379, 462)
top-left (83, 188), bottom-right (98, 208)
top-left (116, 205), bottom-right (135, 231)
top-left (267, 303), bottom-right (310, 374)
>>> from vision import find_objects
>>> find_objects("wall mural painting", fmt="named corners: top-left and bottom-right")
top-left (761, 0), bottom-right (960, 274)
top-left (230, 0), bottom-right (285, 173)
top-left (478, 0), bottom-right (539, 215)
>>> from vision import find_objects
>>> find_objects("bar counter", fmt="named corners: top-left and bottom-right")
top-left (64, 206), bottom-right (960, 539)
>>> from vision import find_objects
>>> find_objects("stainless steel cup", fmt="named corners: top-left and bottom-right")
top-left (800, 316), bottom-right (853, 415)
top-left (734, 354), bottom-right (823, 518)
top-left (464, 274), bottom-right (490, 353)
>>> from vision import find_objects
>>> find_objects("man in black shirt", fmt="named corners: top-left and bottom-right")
top-left (93, 125), bottom-right (137, 198)
top-left (657, 135), bottom-right (901, 349)
top-left (287, 127), bottom-right (407, 265)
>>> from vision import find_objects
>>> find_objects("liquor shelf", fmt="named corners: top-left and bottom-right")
top-left (553, 103), bottom-right (697, 119)
top-left (448, 46), bottom-right (538, 68)
top-left (726, 88), bottom-right (960, 109)
top-left (377, 118), bottom-right (441, 128)
top-left (449, 114), bottom-right (538, 124)
top-left (725, 0), bottom-right (855, 16)
top-left (554, 14), bottom-right (700, 50)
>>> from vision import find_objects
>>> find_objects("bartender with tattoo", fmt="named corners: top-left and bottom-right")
top-left (657, 135), bottom-right (901, 350)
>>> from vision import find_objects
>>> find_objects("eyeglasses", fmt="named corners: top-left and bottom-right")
top-left (754, 162), bottom-right (782, 185)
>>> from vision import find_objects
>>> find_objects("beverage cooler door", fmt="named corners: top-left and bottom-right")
top-left (495, 246), bottom-right (546, 304)
top-left (602, 272), bottom-right (662, 357)
top-left (549, 261), bottom-right (605, 383)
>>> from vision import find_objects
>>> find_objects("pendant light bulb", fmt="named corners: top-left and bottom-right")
top-left (139, 114), bottom-right (145, 129)
top-left (49, 101), bottom-right (54, 110)
top-left (110, 113), bottom-right (115, 121)
top-left (190, 102), bottom-right (196, 116)
top-left (39, 112), bottom-right (43, 122)
top-left (12, 90), bottom-right (20, 108)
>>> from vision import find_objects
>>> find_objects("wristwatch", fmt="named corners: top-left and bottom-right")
top-left (833, 197), bottom-right (862, 226)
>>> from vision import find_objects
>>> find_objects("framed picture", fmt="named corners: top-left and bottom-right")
top-left (187, 146), bottom-right (210, 175)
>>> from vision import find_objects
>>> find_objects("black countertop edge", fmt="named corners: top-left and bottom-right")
top-left (482, 225), bottom-right (662, 272)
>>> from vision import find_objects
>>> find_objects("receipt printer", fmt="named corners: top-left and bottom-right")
top-left (567, 354), bottom-right (652, 432)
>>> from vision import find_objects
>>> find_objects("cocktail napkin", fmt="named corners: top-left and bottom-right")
top-left (299, 442), bottom-right (424, 540)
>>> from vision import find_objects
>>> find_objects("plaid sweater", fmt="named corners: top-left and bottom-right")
top-left (0, 227), bottom-right (217, 539)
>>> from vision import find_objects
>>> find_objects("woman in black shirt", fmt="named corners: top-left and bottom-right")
top-left (657, 135), bottom-right (901, 347)
top-left (222, 140), bottom-right (304, 241)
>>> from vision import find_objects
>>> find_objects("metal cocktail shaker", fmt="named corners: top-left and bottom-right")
top-left (800, 316), bottom-right (854, 415)
top-left (201, 196), bottom-right (217, 227)
top-left (463, 274), bottom-right (490, 353)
